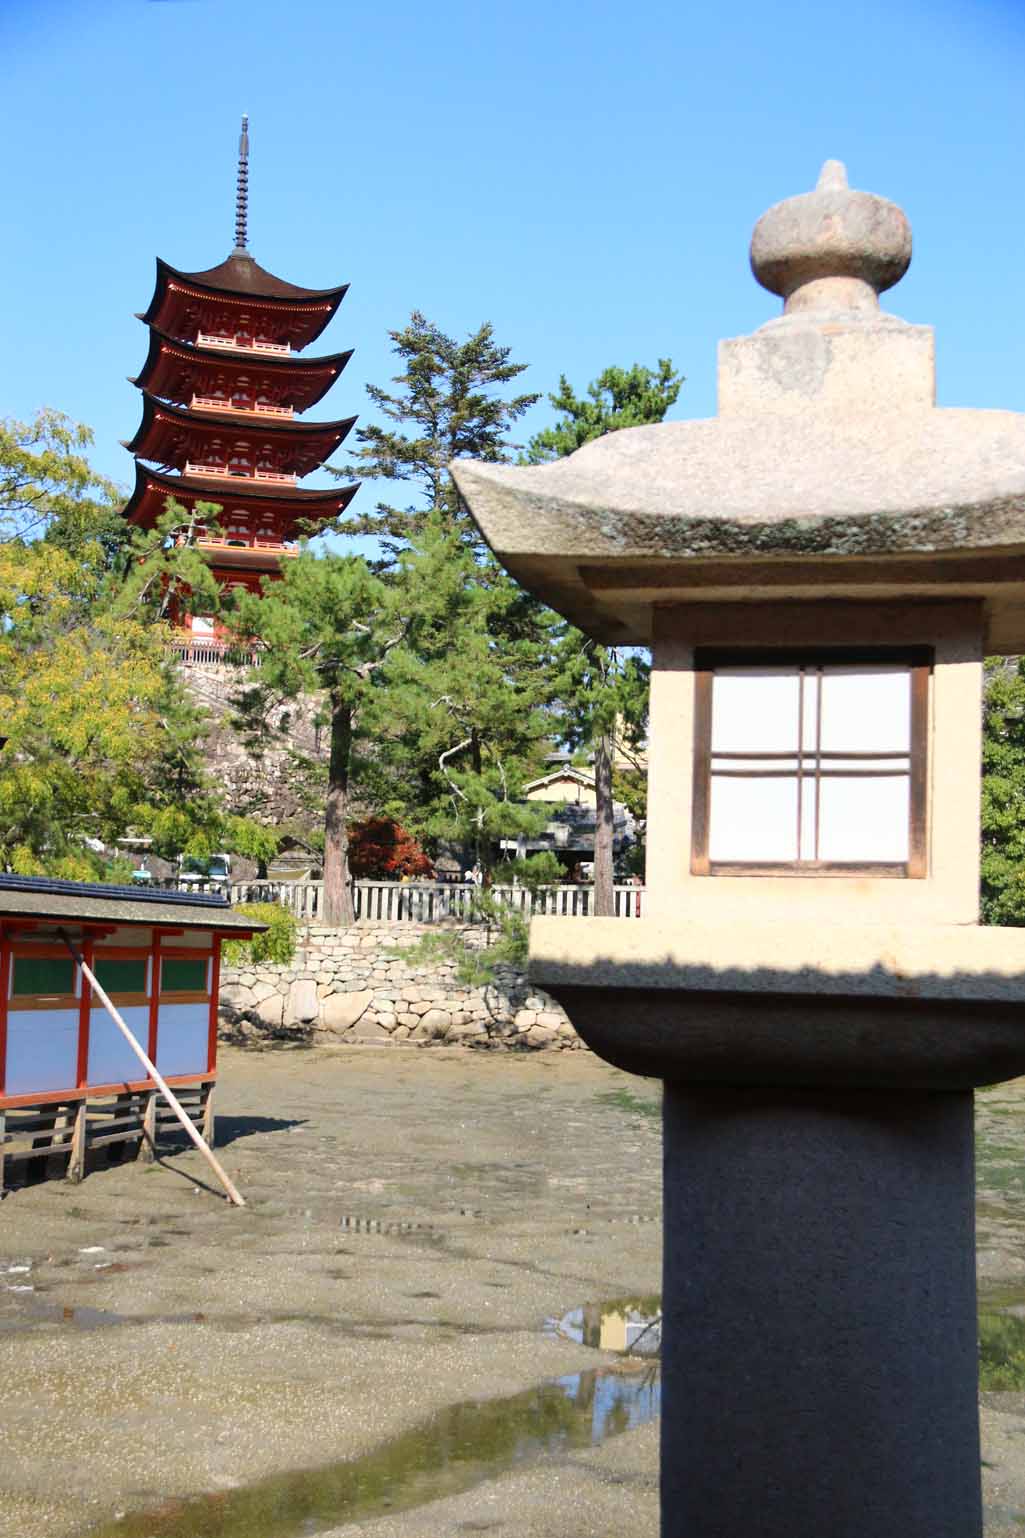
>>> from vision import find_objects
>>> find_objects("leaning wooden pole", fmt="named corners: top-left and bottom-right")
top-left (58, 931), bottom-right (245, 1208)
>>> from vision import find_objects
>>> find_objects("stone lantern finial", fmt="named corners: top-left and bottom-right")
top-left (750, 160), bottom-right (912, 315)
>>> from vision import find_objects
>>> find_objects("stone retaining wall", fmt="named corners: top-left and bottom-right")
top-left (218, 924), bottom-right (581, 1050)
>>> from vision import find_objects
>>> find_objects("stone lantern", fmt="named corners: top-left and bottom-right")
top-left (453, 163), bottom-right (1025, 1538)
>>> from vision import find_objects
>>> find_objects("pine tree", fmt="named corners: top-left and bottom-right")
top-left (334, 312), bottom-right (538, 554)
top-left (521, 360), bottom-right (683, 464)
top-left (227, 553), bottom-right (405, 925)
top-left (368, 517), bottom-right (557, 867)
top-left (526, 360), bottom-right (681, 911)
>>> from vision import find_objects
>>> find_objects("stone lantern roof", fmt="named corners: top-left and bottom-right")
top-left (453, 162), bottom-right (1025, 652)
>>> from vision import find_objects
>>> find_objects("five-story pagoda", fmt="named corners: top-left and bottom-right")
top-left (123, 116), bottom-right (358, 654)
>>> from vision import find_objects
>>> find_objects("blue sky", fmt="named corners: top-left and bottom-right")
top-left (2, 0), bottom-right (1024, 508)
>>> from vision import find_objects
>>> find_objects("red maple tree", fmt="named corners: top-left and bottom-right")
top-left (347, 817), bottom-right (434, 879)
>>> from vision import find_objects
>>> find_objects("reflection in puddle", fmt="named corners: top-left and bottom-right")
top-left (89, 1365), bottom-right (660, 1538)
top-left (0, 1301), bottom-right (206, 1333)
top-left (548, 1297), bottom-right (662, 1357)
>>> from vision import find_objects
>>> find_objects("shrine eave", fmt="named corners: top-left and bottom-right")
top-left (140, 254), bottom-right (348, 323)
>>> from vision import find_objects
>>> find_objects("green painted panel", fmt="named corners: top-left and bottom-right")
top-left (11, 956), bottom-right (75, 997)
top-left (94, 958), bottom-right (148, 995)
top-left (161, 957), bottom-right (208, 993)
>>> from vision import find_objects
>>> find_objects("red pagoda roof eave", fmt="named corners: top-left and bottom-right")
top-left (128, 391), bottom-right (356, 442)
top-left (128, 327), bottom-right (354, 395)
top-left (122, 468), bottom-right (359, 528)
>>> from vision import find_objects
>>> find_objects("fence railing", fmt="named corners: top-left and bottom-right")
top-left (153, 878), bottom-right (645, 923)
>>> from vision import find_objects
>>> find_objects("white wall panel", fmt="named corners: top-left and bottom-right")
top-left (6, 1010), bottom-right (80, 1095)
top-left (156, 1003), bottom-right (210, 1077)
top-left (88, 1006), bottom-right (149, 1086)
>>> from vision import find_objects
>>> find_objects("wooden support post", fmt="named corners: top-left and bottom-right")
top-left (202, 1084), bottom-right (215, 1147)
top-left (68, 1101), bottom-right (87, 1184)
top-left (0, 1109), bottom-right (6, 1198)
top-left (140, 1090), bottom-right (157, 1163)
top-left (47, 1105), bottom-right (71, 1178)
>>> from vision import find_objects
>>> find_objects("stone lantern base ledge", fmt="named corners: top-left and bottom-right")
top-left (529, 917), bottom-right (1025, 1090)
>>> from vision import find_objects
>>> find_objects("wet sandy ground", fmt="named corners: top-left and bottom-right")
top-left (5, 1049), bottom-right (1025, 1536)
top-left (0, 1046), bottom-right (663, 1538)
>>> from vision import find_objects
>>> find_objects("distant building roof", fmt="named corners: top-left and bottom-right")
top-left (524, 766), bottom-right (595, 797)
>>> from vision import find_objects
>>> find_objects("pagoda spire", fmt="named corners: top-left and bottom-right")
top-left (233, 114), bottom-right (250, 253)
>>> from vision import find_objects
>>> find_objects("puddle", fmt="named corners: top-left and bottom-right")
top-left (546, 1296), bottom-right (662, 1358)
top-left (88, 1364), bottom-right (659, 1538)
top-left (0, 1301), bottom-right (207, 1333)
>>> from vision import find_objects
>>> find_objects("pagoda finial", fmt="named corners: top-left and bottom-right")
top-left (233, 114), bottom-right (250, 253)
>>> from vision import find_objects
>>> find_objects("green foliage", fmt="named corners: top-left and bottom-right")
top-left (334, 311), bottom-right (538, 553)
top-left (522, 360), bottom-right (683, 464)
top-left (369, 517), bottom-right (557, 864)
top-left (981, 659), bottom-right (1025, 924)
top-left (0, 409), bottom-right (123, 544)
top-left (616, 766), bottom-right (648, 823)
top-left (399, 853), bottom-right (563, 988)
top-left (978, 1312), bottom-right (1025, 1390)
top-left (518, 359), bottom-right (677, 903)
top-left (227, 550), bottom-right (405, 923)
top-left (221, 902), bottom-right (298, 968)
top-left (596, 1087), bottom-right (662, 1120)
top-left (0, 429), bottom-right (272, 878)
top-left (115, 496), bottom-right (225, 625)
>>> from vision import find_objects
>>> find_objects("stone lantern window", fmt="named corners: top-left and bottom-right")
top-left (692, 651), bottom-right (928, 875)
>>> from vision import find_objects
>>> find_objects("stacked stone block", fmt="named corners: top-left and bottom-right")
top-left (218, 924), bottom-right (579, 1050)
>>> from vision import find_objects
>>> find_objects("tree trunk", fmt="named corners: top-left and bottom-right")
top-left (470, 727), bottom-right (487, 870)
top-left (322, 696), bottom-right (355, 927)
top-left (593, 732), bottom-right (615, 917)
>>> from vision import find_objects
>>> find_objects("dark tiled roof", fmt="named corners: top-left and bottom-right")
top-left (155, 253), bottom-right (347, 306)
top-left (0, 875), bottom-right (265, 931)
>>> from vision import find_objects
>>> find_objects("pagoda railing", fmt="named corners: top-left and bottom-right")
top-left (193, 536), bottom-right (298, 557)
top-left (196, 332), bottom-right (291, 356)
top-left (185, 462), bottom-right (232, 478)
top-left (190, 396), bottom-right (295, 419)
top-left (254, 468), bottom-right (298, 485)
top-left (170, 635), bottom-right (263, 668)
top-left (184, 463), bottom-right (298, 486)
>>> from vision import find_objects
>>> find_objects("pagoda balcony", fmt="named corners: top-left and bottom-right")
top-left (195, 332), bottom-right (291, 356)
top-left (190, 396), bottom-right (295, 419)
top-left (191, 535), bottom-right (300, 556)
top-left (184, 462), bottom-right (299, 485)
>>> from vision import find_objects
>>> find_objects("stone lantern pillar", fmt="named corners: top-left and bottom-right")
top-left (453, 163), bottom-right (1025, 1538)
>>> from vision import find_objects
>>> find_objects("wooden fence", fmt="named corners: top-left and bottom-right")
top-left (155, 878), bottom-right (645, 924)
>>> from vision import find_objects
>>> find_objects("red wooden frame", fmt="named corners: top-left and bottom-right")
top-left (0, 922), bottom-right (241, 1112)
